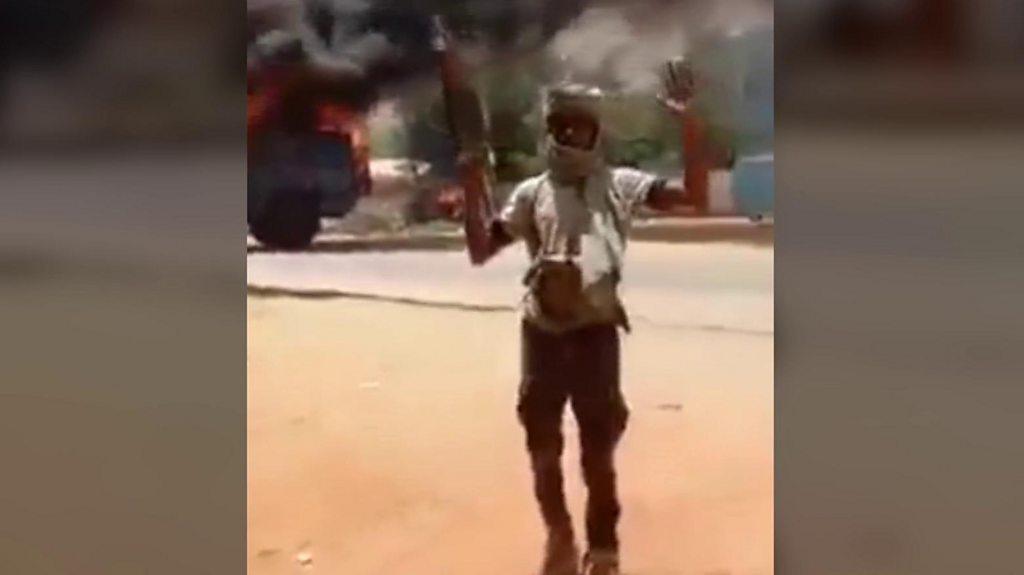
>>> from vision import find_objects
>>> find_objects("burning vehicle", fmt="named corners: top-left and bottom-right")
top-left (246, 0), bottom-right (604, 248)
top-left (247, 31), bottom-right (373, 249)
top-left (246, 0), bottom-right (774, 247)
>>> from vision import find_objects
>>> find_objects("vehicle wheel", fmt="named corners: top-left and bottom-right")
top-left (249, 189), bottom-right (321, 250)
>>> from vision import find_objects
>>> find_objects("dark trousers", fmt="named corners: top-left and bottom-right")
top-left (518, 320), bottom-right (629, 552)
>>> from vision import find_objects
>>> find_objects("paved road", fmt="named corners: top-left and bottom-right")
top-left (247, 241), bottom-right (773, 336)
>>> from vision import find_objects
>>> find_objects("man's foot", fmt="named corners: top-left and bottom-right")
top-left (582, 549), bottom-right (620, 575)
top-left (539, 528), bottom-right (580, 575)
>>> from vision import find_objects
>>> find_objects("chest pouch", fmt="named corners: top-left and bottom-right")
top-left (525, 257), bottom-right (585, 322)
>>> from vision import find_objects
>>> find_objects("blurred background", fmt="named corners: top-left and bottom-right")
top-left (774, 1), bottom-right (1024, 574)
top-left (0, 0), bottom-right (241, 146)
top-left (778, 0), bottom-right (1024, 125)
top-left (0, 2), bottom-right (246, 574)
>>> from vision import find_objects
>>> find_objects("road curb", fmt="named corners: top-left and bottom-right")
top-left (247, 219), bottom-right (772, 254)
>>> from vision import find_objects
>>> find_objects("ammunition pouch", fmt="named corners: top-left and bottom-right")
top-left (525, 258), bottom-right (585, 322)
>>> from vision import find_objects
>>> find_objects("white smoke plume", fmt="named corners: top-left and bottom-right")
top-left (548, 0), bottom-right (772, 93)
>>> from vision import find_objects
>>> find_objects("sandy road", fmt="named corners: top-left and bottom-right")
top-left (248, 243), bottom-right (772, 575)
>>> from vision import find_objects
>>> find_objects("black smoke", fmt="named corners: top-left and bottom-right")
top-left (249, 0), bottom-right (613, 108)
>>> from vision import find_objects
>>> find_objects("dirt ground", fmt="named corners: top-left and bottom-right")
top-left (248, 294), bottom-right (772, 575)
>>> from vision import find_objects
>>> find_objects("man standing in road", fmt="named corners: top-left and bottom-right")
top-left (462, 78), bottom-right (697, 575)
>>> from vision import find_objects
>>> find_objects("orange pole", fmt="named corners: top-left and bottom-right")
top-left (682, 110), bottom-right (710, 215)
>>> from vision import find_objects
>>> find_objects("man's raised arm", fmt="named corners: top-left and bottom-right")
top-left (647, 57), bottom-right (710, 213)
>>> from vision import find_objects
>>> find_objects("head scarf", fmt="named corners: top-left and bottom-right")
top-left (543, 83), bottom-right (605, 183)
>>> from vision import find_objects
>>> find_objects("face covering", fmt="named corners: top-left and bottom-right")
top-left (542, 83), bottom-right (606, 183)
top-left (545, 133), bottom-right (603, 183)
